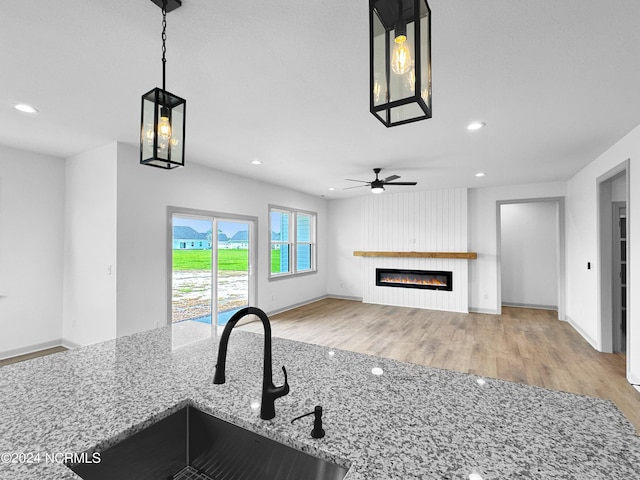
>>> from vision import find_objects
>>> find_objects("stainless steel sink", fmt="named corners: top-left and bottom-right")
top-left (68, 405), bottom-right (348, 480)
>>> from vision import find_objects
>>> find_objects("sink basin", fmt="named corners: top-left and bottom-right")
top-left (68, 405), bottom-right (349, 480)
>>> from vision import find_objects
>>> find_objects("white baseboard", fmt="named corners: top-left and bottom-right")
top-left (61, 339), bottom-right (82, 350)
top-left (326, 294), bottom-right (363, 302)
top-left (0, 339), bottom-right (66, 361)
top-left (265, 295), bottom-right (362, 317)
top-left (469, 307), bottom-right (500, 315)
top-left (502, 302), bottom-right (558, 311)
top-left (564, 315), bottom-right (599, 350)
top-left (627, 370), bottom-right (640, 386)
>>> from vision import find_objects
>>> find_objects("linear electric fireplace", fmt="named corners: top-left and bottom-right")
top-left (376, 268), bottom-right (453, 291)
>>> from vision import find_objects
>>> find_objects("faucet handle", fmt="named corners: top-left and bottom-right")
top-left (261, 366), bottom-right (290, 420)
top-left (277, 366), bottom-right (290, 395)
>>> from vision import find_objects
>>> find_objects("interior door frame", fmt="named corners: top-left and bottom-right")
top-left (166, 206), bottom-right (258, 334)
top-left (496, 197), bottom-right (566, 319)
top-left (597, 160), bottom-right (630, 356)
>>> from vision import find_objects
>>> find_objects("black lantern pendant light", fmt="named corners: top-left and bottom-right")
top-left (140, 0), bottom-right (186, 169)
top-left (369, 0), bottom-right (432, 127)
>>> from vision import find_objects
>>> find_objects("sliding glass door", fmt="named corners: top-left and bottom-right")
top-left (170, 210), bottom-right (256, 329)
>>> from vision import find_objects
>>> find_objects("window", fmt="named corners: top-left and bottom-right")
top-left (270, 206), bottom-right (317, 277)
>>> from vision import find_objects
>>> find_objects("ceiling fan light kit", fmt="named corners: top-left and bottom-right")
top-left (371, 183), bottom-right (385, 194)
top-left (140, 0), bottom-right (186, 170)
top-left (369, 0), bottom-right (432, 127)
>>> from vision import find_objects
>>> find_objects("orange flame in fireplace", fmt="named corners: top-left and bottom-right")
top-left (380, 275), bottom-right (447, 286)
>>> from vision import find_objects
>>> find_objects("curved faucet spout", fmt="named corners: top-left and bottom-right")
top-left (213, 307), bottom-right (290, 420)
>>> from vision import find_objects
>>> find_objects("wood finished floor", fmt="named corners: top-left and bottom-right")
top-left (0, 346), bottom-right (67, 367)
top-left (240, 298), bottom-right (640, 432)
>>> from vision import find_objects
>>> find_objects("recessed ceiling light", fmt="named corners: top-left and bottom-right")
top-left (467, 121), bottom-right (485, 131)
top-left (475, 172), bottom-right (486, 177)
top-left (13, 103), bottom-right (39, 114)
top-left (328, 187), bottom-right (336, 191)
top-left (250, 159), bottom-right (263, 165)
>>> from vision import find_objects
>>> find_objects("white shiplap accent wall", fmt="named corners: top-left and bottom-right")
top-left (362, 188), bottom-right (469, 313)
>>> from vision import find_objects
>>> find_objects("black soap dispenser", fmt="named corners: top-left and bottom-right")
top-left (291, 405), bottom-right (325, 439)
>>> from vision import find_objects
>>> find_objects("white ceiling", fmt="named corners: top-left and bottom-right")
top-left (2, 0), bottom-right (640, 198)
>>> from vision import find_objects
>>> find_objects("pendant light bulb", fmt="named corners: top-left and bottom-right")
top-left (391, 19), bottom-right (411, 75)
top-left (391, 34), bottom-right (412, 74)
top-left (158, 108), bottom-right (171, 140)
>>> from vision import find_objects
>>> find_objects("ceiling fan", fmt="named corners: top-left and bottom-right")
top-left (344, 168), bottom-right (417, 194)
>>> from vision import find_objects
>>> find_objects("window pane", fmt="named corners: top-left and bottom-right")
top-left (296, 244), bottom-right (311, 271)
top-left (271, 244), bottom-right (290, 274)
top-left (297, 213), bottom-right (311, 242)
top-left (271, 210), bottom-right (290, 242)
top-left (269, 206), bottom-right (316, 277)
top-left (172, 216), bottom-right (212, 324)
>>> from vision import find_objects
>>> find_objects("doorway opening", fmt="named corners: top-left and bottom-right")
top-left (168, 208), bottom-right (257, 332)
top-left (598, 162), bottom-right (630, 356)
top-left (496, 197), bottom-right (566, 319)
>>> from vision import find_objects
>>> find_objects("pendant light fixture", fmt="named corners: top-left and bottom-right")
top-left (140, 0), bottom-right (186, 169)
top-left (369, 0), bottom-right (432, 127)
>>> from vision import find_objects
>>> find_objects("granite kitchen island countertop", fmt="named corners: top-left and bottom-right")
top-left (2, 320), bottom-right (640, 479)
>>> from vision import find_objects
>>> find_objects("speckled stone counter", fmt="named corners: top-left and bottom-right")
top-left (2, 320), bottom-right (640, 479)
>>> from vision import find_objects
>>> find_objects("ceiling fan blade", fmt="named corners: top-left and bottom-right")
top-left (343, 184), bottom-right (369, 190)
top-left (345, 179), bottom-right (370, 183)
top-left (384, 182), bottom-right (418, 186)
top-left (383, 175), bottom-right (400, 182)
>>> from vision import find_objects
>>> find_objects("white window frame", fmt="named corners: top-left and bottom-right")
top-left (269, 205), bottom-right (317, 279)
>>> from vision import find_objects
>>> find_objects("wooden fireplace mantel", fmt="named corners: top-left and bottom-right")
top-left (353, 251), bottom-right (478, 259)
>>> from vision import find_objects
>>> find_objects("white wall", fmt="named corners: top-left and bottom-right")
top-left (468, 182), bottom-right (566, 314)
top-left (62, 143), bottom-right (118, 346)
top-left (566, 123), bottom-right (640, 383)
top-left (500, 202), bottom-right (558, 308)
top-left (327, 196), bottom-right (364, 299)
top-left (0, 146), bottom-right (65, 357)
top-left (115, 143), bottom-right (328, 336)
top-left (328, 189), bottom-right (469, 313)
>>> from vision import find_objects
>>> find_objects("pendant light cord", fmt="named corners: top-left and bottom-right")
top-left (161, 1), bottom-right (167, 92)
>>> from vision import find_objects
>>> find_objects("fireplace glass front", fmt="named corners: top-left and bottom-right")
top-left (375, 268), bottom-right (452, 291)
